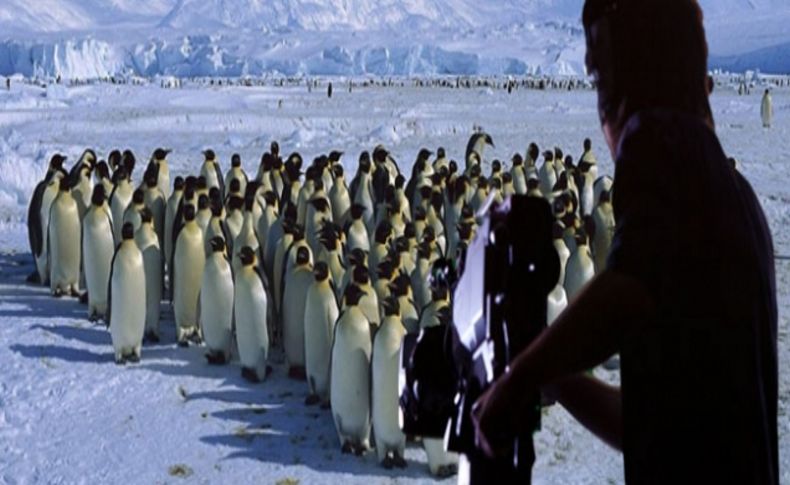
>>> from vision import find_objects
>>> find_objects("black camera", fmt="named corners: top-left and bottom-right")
top-left (399, 195), bottom-right (559, 484)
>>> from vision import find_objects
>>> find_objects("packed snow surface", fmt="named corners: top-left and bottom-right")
top-left (0, 0), bottom-right (789, 78)
top-left (0, 81), bottom-right (788, 483)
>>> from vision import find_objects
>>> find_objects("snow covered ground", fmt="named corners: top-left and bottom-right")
top-left (0, 80), bottom-right (787, 484)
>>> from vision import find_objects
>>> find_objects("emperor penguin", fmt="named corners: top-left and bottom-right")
top-left (306, 195), bottom-right (332, 257)
top-left (135, 209), bottom-right (162, 342)
top-left (547, 228), bottom-right (569, 325)
top-left (351, 154), bottom-right (375, 234)
top-left (173, 205), bottom-right (206, 346)
top-left (351, 264), bottom-right (380, 329)
top-left (201, 237), bottom-right (234, 365)
top-left (389, 273), bottom-right (419, 334)
top-left (372, 296), bottom-right (408, 469)
top-left (346, 204), bottom-right (371, 254)
top-left (151, 148), bottom-right (171, 199)
top-left (232, 184), bottom-right (262, 275)
top-left (591, 191), bottom-right (615, 273)
top-left (303, 261), bottom-right (339, 406)
top-left (761, 89), bottom-right (773, 128)
top-left (433, 147), bottom-right (449, 173)
top-left (94, 161), bottom-right (114, 198)
top-left (511, 154), bottom-right (528, 195)
top-left (539, 151), bottom-right (557, 198)
top-left (82, 185), bottom-right (114, 321)
top-left (71, 163), bottom-right (93, 221)
top-left (224, 153), bottom-right (248, 198)
top-left (593, 176), bottom-right (614, 213)
top-left (204, 200), bottom-right (231, 257)
top-left (330, 284), bottom-right (372, 455)
top-left (464, 132), bottom-right (494, 173)
top-left (164, 176), bottom-right (184, 282)
top-left (410, 242), bottom-right (433, 313)
top-left (200, 149), bottom-right (224, 194)
top-left (317, 226), bottom-right (346, 301)
top-left (553, 222), bottom-right (571, 287)
top-left (564, 231), bottom-right (595, 301)
top-left (196, 194), bottom-right (212, 235)
top-left (109, 168), bottom-right (134, 244)
top-left (143, 170), bottom-right (166, 246)
top-left (329, 164), bottom-right (351, 225)
top-left (108, 223), bottom-right (146, 364)
top-left (256, 191), bottom-right (279, 253)
top-left (48, 177), bottom-right (81, 297)
top-left (282, 246), bottom-right (314, 379)
top-left (28, 154), bottom-right (67, 284)
top-left (579, 138), bottom-right (599, 184)
top-left (296, 169), bottom-right (316, 227)
top-left (234, 246), bottom-right (270, 382)
top-left (122, 189), bottom-right (146, 235)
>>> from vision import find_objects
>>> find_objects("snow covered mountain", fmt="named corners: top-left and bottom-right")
top-left (0, 0), bottom-right (787, 78)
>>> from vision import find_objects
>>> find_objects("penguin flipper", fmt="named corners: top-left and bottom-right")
top-left (28, 182), bottom-right (46, 258)
top-left (106, 244), bottom-right (121, 328)
top-left (214, 165), bottom-right (225, 196)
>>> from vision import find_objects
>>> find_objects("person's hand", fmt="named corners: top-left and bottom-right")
top-left (471, 372), bottom-right (523, 459)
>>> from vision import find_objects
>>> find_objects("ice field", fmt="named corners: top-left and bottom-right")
top-left (0, 79), bottom-right (787, 484)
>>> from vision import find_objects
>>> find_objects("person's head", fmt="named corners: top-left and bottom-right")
top-left (583, 0), bottom-right (713, 157)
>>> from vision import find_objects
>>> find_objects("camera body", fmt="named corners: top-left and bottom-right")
top-left (400, 195), bottom-right (559, 484)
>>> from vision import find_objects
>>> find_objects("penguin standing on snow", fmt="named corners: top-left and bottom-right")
top-left (234, 246), bottom-right (270, 382)
top-left (200, 149), bottom-right (224, 194)
top-left (82, 185), bottom-right (114, 321)
top-left (108, 223), bottom-right (146, 364)
top-left (151, 148), bottom-right (171, 199)
top-left (331, 284), bottom-right (372, 455)
top-left (372, 296), bottom-right (408, 469)
top-left (303, 261), bottom-right (339, 406)
top-left (173, 205), bottom-right (206, 346)
top-left (164, 176), bottom-right (184, 286)
top-left (201, 237), bottom-right (234, 365)
top-left (761, 89), bottom-right (773, 128)
top-left (109, 168), bottom-right (133, 244)
top-left (591, 190), bottom-right (615, 273)
top-left (135, 208), bottom-right (162, 343)
top-left (28, 154), bottom-right (67, 284)
top-left (282, 246), bottom-right (314, 379)
top-left (224, 153), bottom-right (248, 198)
top-left (564, 231), bottom-right (595, 301)
top-left (48, 177), bottom-right (81, 297)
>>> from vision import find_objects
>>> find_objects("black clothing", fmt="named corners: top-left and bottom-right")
top-left (607, 110), bottom-right (778, 484)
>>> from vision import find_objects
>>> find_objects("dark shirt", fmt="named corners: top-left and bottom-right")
top-left (607, 110), bottom-right (778, 484)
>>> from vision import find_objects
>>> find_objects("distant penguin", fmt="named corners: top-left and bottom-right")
top-left (200, 149), bottom-right (224, 194)
top-left (761, 89), bottom-right (772, 128)
top-left (331, 284), bottom-right (372, 455)
top-left (564, 232), bottom-right (595, 300)
top-left (82, 185), bottom-right (114, 321)
top-left (304, 261), bottom-right (339, 406)
top-left (109, 168), bottom-right (133, 244)
top-left (224, 153), bottom-right (248, 198)
top-left (201, 237), bottom-right (234, 365)
top-left (108, 223), bottom-right (146, 364)
top-left (234, 246), bottom-right (270, 382)
top-left (28, 154), bottom-right (67, 284)
top-left (282, 246), bottom-right (314, 379)
top-left (372, 296), bottom-right (408, 469)
top-left (48, 177), bottom-right (81, 297)
top-left (591, 191), bottom-right (615, 273)
top-left (135, 208), bottom-right (162, 342)
top-left (173, 205), bottom-right (206, 345)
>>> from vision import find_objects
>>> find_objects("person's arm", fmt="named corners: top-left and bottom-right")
top-left (472, 268), bottom-right (654, 457)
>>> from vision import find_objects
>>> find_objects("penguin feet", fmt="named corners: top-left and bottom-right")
top-left (392, 454), bottom-right (407, 469)
top-left (287, 366), bottom-right (307, 381)
top-left (88, 312), bottom-right (99, 323)
top-left (304, 394), bottom-right (321, 406)
top-left (341, 442), bottom-right (353, 454)
top-left (78, 292), bottom-right (89, 304)
top-left (114, 356), bottom-right (127, 366)
top-left (53, 288), bottom-right (63, 298)
top-left (177, 340), bottom-right (189, 348)
top-left (187, 332), bottom-right (203, 345)
top-left (26, 271), bottom-right (40, 284)
top-left (352, 444), bottom-right (366, 456)
top-left (144, 332), bottom-right (161, 344)
top-left (436, 464), bottom-right (458, 478)
top-left (205, 351), bottom-right (228, 365)
top-left (380, 457), bottom-right (394, 469)
top-left (70, 288), bottom-right (81, 298)
top-left (241, 367), bottom-right (261, 383)
top-left (127, 353), bottom-right (140, 364)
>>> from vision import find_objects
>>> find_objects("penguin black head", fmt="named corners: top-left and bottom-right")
top-left (314, 155), bottom-right (329, 171)
top-left (349, 248), bottom-right (367, 267)
top-left (394, 236), bottom-right (409, 254)
top-left (359, 152), bottom-right (371, 173)
top-left (113, 167), bottom-right (129, 184)
top-left (350, 204), bottom-right (366, 221)
top-left (578, 161), bottom-right (593, 174)
top-left (430, 191), bottom-right (443, 212)
top-left (458, 222), bottom-right (473, 242)
top-left (291, 224), bottom-right (305, 242)
top-left (389, 274), bottom-right (411, 298)
top-left (374, 222), bottom-right (393, 245)
top-left (423, 225), bottom-right (436, 243)
top-left (600, 190), bottom-right (611, 204)
top-left (564, 155), bottom-right (575, 169)
top-left (197, 176), bottom-right (208, 191)
top-left (108, 150), bottom-right (122, 170)
top-left (329, 150), bottom-right (343, 164)
top-left (417, 241), bottom-right (432, 260)
top-left (418, 148), bottom-right (433, 163)
top-left (418, 185), bottom-right (432, 202)
top-left (343, 284), bottom-right (366, 307)
top-left (309, 197), bottom-right (329, 213)
top-left (227, 196), bottom-right (244, 212)
top-left (333, 164), bottom-right (344, 178)
top-left (437, 147), bottom-right (446, 159)
top-left (552, 197), bottom-right (567, 218)
top-left (239, 246), bottom-right (256, 266)
top-left (229, 178), bottom-right (241, 195)
top-left (203, 149), bottom-right (216, 161)
top-left (198, 194), bottom-right (210, 211)
top-left (491, 160), bottom-right (502, 174)
top-left (543, 151), bottom-right (554, 162)
top-left (296, 246), bottom-right (310, 266)
top-left (50, 154), bottom-right (67, 171)
top-left (96, 161), bottom-right (110, 179)
top-left (583, 138), bottom-right (592, 151)
top-left (313, 179), bottom-right (324, 192)
top-left (527, 178), bottom-right (540, 191)
top-left (173, 176), bottom-right (185, 192)
top-left (209, 186), bottom-right (221, 203)
top-left (373, 146), bottom-right (389, 164)
top-left (284, 203), bottom-right (298, 223)
top-left (132, 189), bottom-right (144, 205)
top-left (122, 150), bottom-right (136, 175)
top-left (270, 141), bottom-right (280, 158)
top-left (491, 178), bottom-right (502, 190)
top-left (382, 295), bottom-right (400, 317)
top-left (80, 149), bottom-right (97, 168)
top-left (140, 207), bottom-right (153, 224)
top-left (414, 206), bottom-right (426, 221)
top-left (287, 152), bottom-right (302, 170)
top-left (211, 199), bottom-right (223, 217)
top-left (314, 261), bottom-right (329, 282)
top-left (527, 143), bottom-right (539, 162)
top-left (502, 172), bottom-right (513, 184)
top-left (153, 148), bottom-right (171, 161)
top-left (404, 222), bottom-right (416, 240)
top-left (477, 178), bottom-right (489, 191)
top-left (377, 260), bottom-right (394, 280)
top-left (122, 222), bottom-right (134, 241)
top-left (553, 172), bottom-right (568, 192)
top-left (144, 169), bottom-right (158, 188)
top-left (231, 153), bottom-right (241, 168)
top-left (91, 185), bottom-right (106, 206)
top-left (470, 164), bottom-right (482, 179)
top-left (448, 160), bottom-right (458, 175)
top-left (263, 191), bottom-right (278, 207)
top-left (575, 228), bottom-right (590, 247)
top-left (512, 154), bottom-right (524, 167)
top-left (555, 147), bottom-right (564, 161)
top-left (395, 174), bottom-right (405, 190)
top-left (209, 236), bottom-right (225, 253)
top-left (352, 264), bottom-right (370, 285)
top-left (261, 153), bottom-right (273, 171)
top-left (183, 204), bottom-right (196, 222)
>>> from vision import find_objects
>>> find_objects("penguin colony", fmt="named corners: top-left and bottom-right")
top-left (26, 135), bottom-right (615, 475)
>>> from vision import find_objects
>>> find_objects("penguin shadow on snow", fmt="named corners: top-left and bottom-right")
top-left (197, 366), bottom-right (431, 479)
top-left (9, 342), bottom-right (109, 364)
